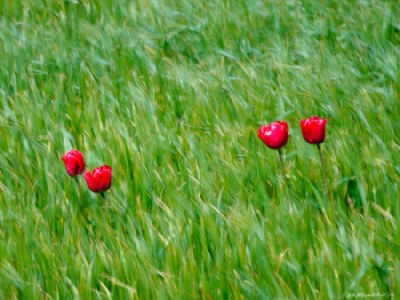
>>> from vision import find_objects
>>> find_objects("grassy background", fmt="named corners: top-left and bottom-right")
top-left (0, 0), bottom-right (399, 298)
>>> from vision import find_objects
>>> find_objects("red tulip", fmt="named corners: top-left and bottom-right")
top-left (258, 121), bottom-right (289, 150)
top-left (300, 116), bottom-right (327, 144)
top-left (84, 165), bottom-right (112, 193)
top-left (61, 150), bottom-right (85, 177)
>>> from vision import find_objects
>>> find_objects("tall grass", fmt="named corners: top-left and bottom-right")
top-left (0, 0), bottom-right (399, 298)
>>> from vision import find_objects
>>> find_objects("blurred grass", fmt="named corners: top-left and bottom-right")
top-left (0, 0), bottom-right (399, 298)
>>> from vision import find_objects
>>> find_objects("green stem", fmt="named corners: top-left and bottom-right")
top-left (317, 144), bottom-right (329, 197)
top-left (74, 176), bottom-right (82, 199)
top-left (278, 149), bottom-right (289, 189)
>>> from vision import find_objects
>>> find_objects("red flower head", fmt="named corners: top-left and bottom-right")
top-left (84, 165), bottom-right (112, 193)
top-left (61, 150), bottom-right (85, 177)
top-left (300, 116), bottom-right (327, 144)
top-left (258, 121), bottom-right (289, 150)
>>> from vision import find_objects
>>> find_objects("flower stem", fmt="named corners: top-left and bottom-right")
top-left (100, 191), bottom-right (105, 199)
top-left (278, 149), bottom-right (289, 189)
top-left (75, 177), bottom-right (81, 199)
top-left (317, 144), bottom-right (329, 197)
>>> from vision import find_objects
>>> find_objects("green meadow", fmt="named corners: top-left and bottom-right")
top-left (1, 0), bottom-right (399, 298)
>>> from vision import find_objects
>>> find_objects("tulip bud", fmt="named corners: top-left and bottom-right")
top-left (61, 150), bottom-right (85, 177)
top-left (84, 165), bottom-right (112, 193)
top-left (300, 116), bottom-right (327, 144)
top-left (258, 121), bottom-right (289, 150)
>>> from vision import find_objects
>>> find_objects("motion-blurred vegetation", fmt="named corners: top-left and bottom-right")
top-left (0, 0), bottom-right (399, 298)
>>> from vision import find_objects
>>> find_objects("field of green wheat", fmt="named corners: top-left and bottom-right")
top-left (1, 0), bottom-right (399, 298)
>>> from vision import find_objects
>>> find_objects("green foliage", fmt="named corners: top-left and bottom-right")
top-left (0, 0), bottom-right (399, 298)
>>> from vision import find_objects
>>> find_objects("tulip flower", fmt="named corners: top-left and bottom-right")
top-left (61, 150), bottom-right (85, 177)
top-left (300, 116), bottom-right (327, 144)
top-left (258, 121), bottom-right (289, 186)
top-left (84, 165), bottom-right (112, 197)
top-left (300, 116), bottom-right (328, 196)
top-left (258, 121), bottom-right (289, 150)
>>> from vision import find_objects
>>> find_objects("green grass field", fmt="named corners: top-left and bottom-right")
top-left (1, 0), bottom-right (400, 298)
